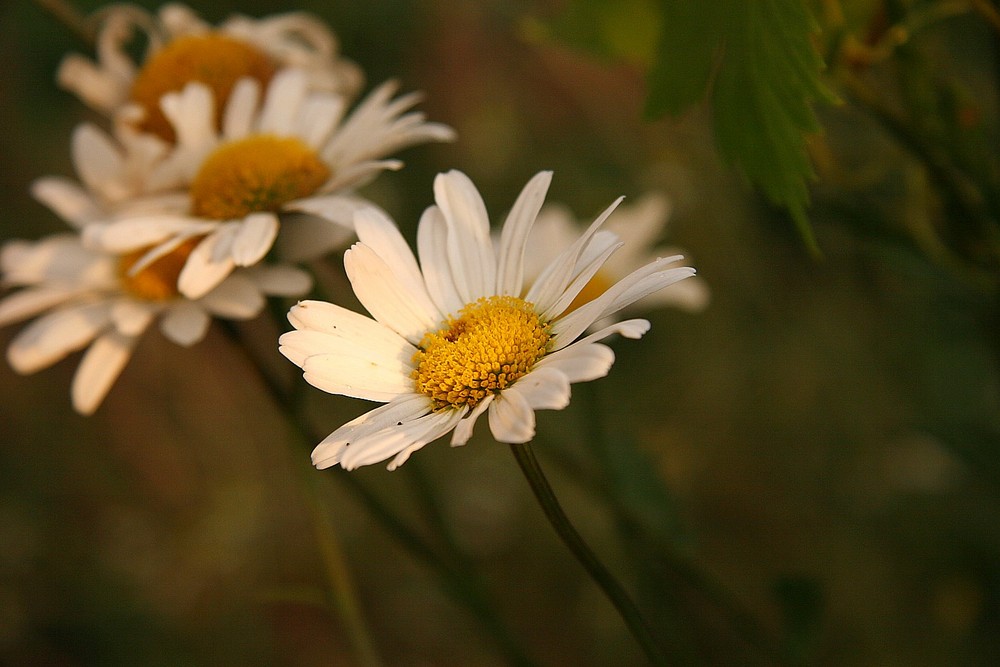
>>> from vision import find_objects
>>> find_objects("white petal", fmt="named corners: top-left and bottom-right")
top-left (257, 69), bottom-right (308, 135)
top-left (72, 124), bottom-right (126, 203)
top-left (541, 239), bottom-right (623, 321)
top-left (248, 264), bottom-right (312, 296)
top-left (71, 330), bottom-right (137, 415)
top-left (512, 366), bottom-right (571, 411)
top-left (339, 409), bottom-right (464, 471)
top-left (354, 208), bottom-right (440, 316)
top-left (525, 197), bottom-right (624, 314)
top-left (302, 352), bottom-right (413, 402)
top-left (488, 388), bottom-right (536, 444)
top-left (434, 171), bottom-right (496, 303)
top-left (110, 300), bottom-right (156, 336)
top-left (161, 81), bottom-right (217, 150)
top-left (536, 341), bottom-right (616, 383)
top-left (417, 206), bottom-right (463, 318)
top-left (344, 243), bottom-right (441, 345)
top-left (282, 299), bottom-right (416, 365)
top-left (222, 77), bottom-right (261, 140)
top-left (83, 216), bottom-right (214, 253)
top-left (549, 259), bottom-right (690, 351)
top-left (495, 171), bottom-right (552, 296)
top-left (7, 302), bottom-right (111, 374)
top-left (31, 177), bottom-right (103, 228)
top-left (232, 213), bottom-right (279, 266)
top-left (198, 273), bottom-right (265, 319)
top-left (296, 93), bottom-right (347, 148)
top-left (311, 394), bottom-right (433, 469)
top-left (159, 301), bottom-right (210, 346)
top-left (177, 232), bottom-right (237, 299)
top-left (0, 286), bottom-right (79, 328)
top-left (450, 393), bottom-right (494, 447)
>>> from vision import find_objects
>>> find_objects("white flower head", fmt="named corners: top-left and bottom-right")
top-left (0, 230), bottom-right (309, 415)
top-left (83, 68), bottom-right (456, 301)
top-left (279, 171), bottom-right (696, 471)
top-left (57, 2), bottom-right (364, 139)
top-left (524, 193), bottom-right (709, 327)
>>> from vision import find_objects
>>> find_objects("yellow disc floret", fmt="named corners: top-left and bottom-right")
top-left (130, 34), bottom-right (277, 142)
top-left (118, 237), bottom-right (202, 301)
top-left (189, 135), bottom-right (331, 220)
top-left (412, 296), bottom-right (551, 410)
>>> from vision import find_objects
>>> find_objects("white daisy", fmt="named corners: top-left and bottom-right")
top-left (83, 68), bottom-right (456, 301)
top-left (524, 193), bottom-right (709, 324)
top-left (57, 2), bottom-right (364, 142)
top-left (278, 171), bottom-right (696, 471)
top-left (0, 231), bottom-right (309, 415)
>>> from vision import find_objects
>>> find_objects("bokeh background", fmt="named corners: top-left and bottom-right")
top-left (2, 0), bottom-right (1000, 665)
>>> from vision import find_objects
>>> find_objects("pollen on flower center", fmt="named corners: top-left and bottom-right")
top-left (189, 135), bottom-right (331, 220)
top-left (130, 34), bottom-right (277, 142)
top-left (117, 237), bottom-right (202, 301)
top-left (412, 296), bottom-right (551, 410)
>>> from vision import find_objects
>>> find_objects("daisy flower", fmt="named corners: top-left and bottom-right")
top-left (279, 171), bottom-right (696, 471)
top-left (0, 230), bottom-right (309, 415)
top-left (83, 68), bottom-right (456, 301)
top-left (58, 2), bottom-right (363, 143)
top-left (524, 193), bottom-right (709, 323)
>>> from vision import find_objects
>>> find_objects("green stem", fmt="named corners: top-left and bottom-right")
top-left (32, 0), bottom-right (95, 44)
top-left (508, 442), bottom-right (669, 666)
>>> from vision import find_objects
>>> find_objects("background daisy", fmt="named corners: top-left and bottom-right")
top-left (0, 231), bottom-right (308, 414)
top-left (57, 2), bottom-right (363, 142)
top-left (83, 68), bottom-right (456, 300)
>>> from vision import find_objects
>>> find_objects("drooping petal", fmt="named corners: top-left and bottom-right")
top-left (434, 170), bottom-right (496, 303)
top-left (248, 264), bottom-right (312, 296)
top-left (495, 171), bottom-right (552, 296)
top-left (387, 409), bottom-right (468, 470)
top-left (344, 243), bottom-right (441, 344)
top-left (450, 393), bottom-right (494, 447)
top-left (311, 394), bottom-right (433, 469)
top-left (488, 387), bottom-right (536, 444)
top-left (7, 302), bottom-right (111, 374)
top-left (177, 231), bottom-right (237, 299)
top-left (339, 408), bottom-right (465, 471)
top-left (71, 330), bottom-right (136, 415)
top-left (231, 212), bottom-right (279, 266)
top-left (159, 301), bottom-right (210, 346)
top-left (198, 273), bottom-right (265, 319)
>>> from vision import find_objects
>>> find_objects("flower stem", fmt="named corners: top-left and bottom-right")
top-left (508, 442), bottom-right (669, 666)
top-left (32, 0), bottom-right (95, 44)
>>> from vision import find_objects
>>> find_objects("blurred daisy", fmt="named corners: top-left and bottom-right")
top-left (524, 193), bottom-right (709, 324)
top-left (0, 231), bottom-right (309, 415)
top-left (58, 2), bottom-right (363, 142)
top-left (279, 171), bottom-right (695, 471)
top-left (84, 68), bottom-right (456, 301)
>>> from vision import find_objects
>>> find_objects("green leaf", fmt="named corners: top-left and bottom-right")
top-left (647, 0), bottom-right (836, 252)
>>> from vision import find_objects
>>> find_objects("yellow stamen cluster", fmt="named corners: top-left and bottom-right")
top-left (190, 135), bottom-right (331, 220)
top-left (130, 34), bottom-right (277, 142)
top-left (117, 237), bottom-right (202, 302)
top-left (412, 296), bottom-right (550, 410)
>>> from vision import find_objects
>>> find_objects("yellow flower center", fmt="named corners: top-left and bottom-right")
top-left (564, 270), bottom-right (614, 315)
top-left (130, 34), bottom-right (277, 142)
top-left (117, 237), bottom-right (202, 301)
top-left (189, 135), bottom-right (331, 220)
top-left (412, 296), bottom-right (551, 410)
